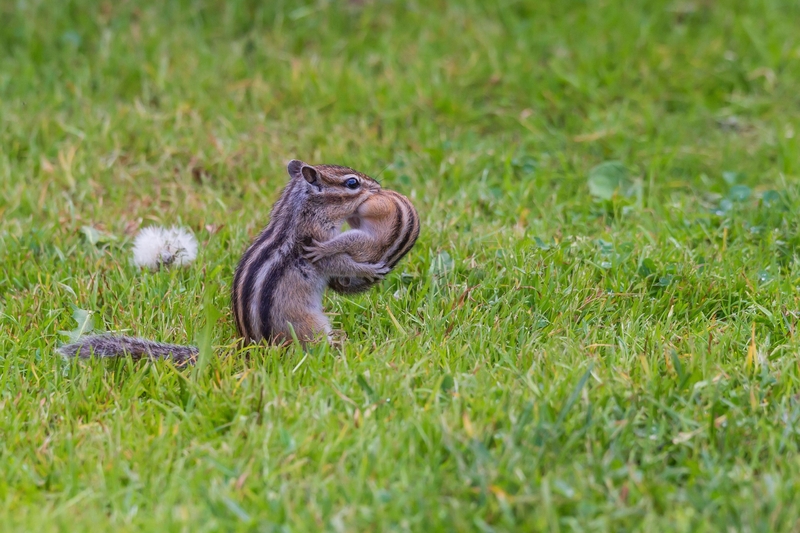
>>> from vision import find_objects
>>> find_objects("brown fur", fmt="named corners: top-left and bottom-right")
top-left (232, 160), bottom-right (389, 345)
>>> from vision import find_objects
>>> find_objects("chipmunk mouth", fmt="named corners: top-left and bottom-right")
top-left (349, 188), bottom-right (378, 221)
top-left (355, 190), bottom-right (376, 208)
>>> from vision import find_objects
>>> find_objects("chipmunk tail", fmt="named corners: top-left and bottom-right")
top-left (58, 335), bottom-right (198, 366)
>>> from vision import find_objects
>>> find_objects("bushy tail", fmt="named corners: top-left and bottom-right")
top-left (58, 335), bottom-right (198, 366)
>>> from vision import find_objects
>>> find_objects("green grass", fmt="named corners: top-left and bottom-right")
top-left (2, 0), bottom-right (800, 530)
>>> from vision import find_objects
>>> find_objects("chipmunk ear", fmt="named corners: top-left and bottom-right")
top-left (301, 165), bottom-right (320, 185)
top-left (287, 159), bottom-right (304, 179)
top-left (287, 159), bottom-right (320, 185)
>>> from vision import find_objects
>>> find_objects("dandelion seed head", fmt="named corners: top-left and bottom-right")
top-left (132, 226), bottom-right (198, 270)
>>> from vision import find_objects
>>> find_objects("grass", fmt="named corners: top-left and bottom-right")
top-left (2, 0), bottom-right (800, 530)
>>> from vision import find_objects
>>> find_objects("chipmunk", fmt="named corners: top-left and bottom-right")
top-left (58, 160), bottom-right (402, 364)
top-left (307, 189), bottom-right (420, 294)
top-left (231, 160), bottom-right (390, 345)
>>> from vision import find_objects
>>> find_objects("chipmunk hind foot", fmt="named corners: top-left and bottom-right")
top-left (327, 329), bottom-right (347, 349)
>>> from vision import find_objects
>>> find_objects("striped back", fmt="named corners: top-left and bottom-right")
top-left (231, 179), bottom-right (304, 343)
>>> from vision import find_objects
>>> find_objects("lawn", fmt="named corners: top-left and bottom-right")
top-left (2, 0), bottom-right (800, 530)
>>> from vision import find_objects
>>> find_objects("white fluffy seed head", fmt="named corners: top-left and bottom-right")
top-left (132, 226), bottom-right (198, 270)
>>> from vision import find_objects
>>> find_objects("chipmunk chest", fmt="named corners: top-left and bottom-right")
top-left (300, 219), bottom-right (339, 244)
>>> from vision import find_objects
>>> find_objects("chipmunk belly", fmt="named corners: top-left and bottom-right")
top-left (262, 253), bottom-right (329, 343)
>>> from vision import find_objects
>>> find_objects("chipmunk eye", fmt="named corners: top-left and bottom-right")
top-left (344, 177), bottom-right (360, 190)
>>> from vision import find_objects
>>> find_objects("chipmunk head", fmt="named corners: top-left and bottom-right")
top-left (287, 159), bottom-right (381, 218)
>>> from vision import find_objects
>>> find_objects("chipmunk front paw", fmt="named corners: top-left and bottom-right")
top-left (302, 239), bottom-right (326, 263)
top-left (363, 261), bottom-right (391, 282)
top-left (376, 262), bottom-right (391, 277)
